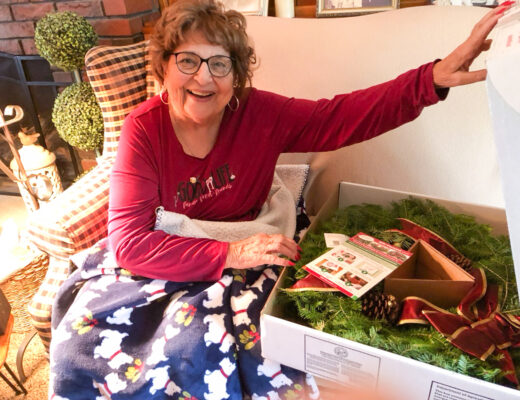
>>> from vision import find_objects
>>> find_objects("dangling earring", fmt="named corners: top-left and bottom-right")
top-left (228, 95), bottom-right (239, 112)
top-left (159, 86), bottom-right (168, 105)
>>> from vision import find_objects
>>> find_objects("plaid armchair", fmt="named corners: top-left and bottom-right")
top-left (26, 41), bottom-right (159, 351)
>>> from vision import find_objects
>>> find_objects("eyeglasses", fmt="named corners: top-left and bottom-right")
top-left (172, 52), bottom-right (233, 77)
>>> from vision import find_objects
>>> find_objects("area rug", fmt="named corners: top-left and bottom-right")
top-left (1, 331), bottom-right (48, 399)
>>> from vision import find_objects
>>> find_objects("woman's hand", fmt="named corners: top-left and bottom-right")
top-left (225, 233), bottom-right (301, 269)
top-left (433, 2), bottom-right (513, 88)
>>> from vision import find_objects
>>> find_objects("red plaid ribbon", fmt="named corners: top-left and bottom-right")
top-left (397, 218), bottom-right (462, 258)
top-left (399, 268), bottom-right (520, 386)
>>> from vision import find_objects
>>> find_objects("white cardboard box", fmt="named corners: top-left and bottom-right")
top-left (261, 8), bottom-right (520, 399)
top-left (487, 5), bottom-right (520, 296)
top-left (260, 182), bottom-right (518, 400)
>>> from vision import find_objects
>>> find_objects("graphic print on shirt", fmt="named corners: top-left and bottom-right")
top-left (174, 163), bottom-right (236, 210)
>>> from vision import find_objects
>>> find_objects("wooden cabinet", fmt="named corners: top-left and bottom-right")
top-left (400, 0), bottom-right (431, 7)
top-left (295, 0), bottom-right (317, 18)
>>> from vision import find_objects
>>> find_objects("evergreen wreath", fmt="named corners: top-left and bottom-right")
top-left (282, 198), bottom-right (519, 386)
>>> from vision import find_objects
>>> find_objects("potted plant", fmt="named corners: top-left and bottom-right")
top-left (34, 11), bottom-right (97, 81)
top-left (52, 82), bottom-right (104, 159)
top-left (35, 11), bottom-right (103, 171)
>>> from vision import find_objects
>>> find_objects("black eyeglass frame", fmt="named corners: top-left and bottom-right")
top-left (171, 51), bottom-right (234, 77)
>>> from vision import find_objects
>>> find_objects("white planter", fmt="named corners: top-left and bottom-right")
top-left (275, 0), bottom-right (294, 18)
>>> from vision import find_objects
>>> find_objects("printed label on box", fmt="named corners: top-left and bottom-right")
top-left (304, 335), bottom-right (380, 388)
top-left (303, 233), bottom-right (412, 299)
top-left (324, 232), bottom-right (349, 248)
top-left (428, 382), bottom-right (494, 400)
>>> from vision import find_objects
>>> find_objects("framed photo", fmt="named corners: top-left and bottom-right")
top-left (447, 0), bottom-right (498, 5)
top-left (316, 0), bottom-right (399, 18)
top-left (221, 0), bottom-right (269, 16)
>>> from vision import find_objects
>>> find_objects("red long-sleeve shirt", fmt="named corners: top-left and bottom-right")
top-left (108, 62), bottom-right (447, 282)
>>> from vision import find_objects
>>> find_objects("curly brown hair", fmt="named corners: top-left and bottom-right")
top-left (150, 0), bottom-right (256, 96)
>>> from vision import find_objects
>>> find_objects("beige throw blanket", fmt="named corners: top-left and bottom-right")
top-left (154, 164), bottom-right (309, 241)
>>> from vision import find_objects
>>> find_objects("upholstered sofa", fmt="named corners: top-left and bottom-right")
top-left (26, 5), bottom-right (501, 352)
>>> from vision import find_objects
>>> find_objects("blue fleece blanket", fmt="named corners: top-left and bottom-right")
top-left (49, 238), bottom-right (319, 399)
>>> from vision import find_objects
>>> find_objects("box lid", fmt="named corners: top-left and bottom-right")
top-left (486, 5), bottom-right (520, 298)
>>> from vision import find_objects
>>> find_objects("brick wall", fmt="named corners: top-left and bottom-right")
top-left (0, 0), bottom-right (161, 56)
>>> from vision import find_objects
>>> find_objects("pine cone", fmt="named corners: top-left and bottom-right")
top-left (449, 254), bottom-right (473, 272)
top-left (361, 292), bottom-right (400, 325)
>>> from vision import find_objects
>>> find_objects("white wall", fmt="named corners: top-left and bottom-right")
top-left (246, 6), bottom-right (504, 214)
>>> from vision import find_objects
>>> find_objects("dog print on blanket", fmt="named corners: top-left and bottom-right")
top-left (93, 330), bottom-right (133, 369)
top-left (231, 288), bottom-right (258, 326)
top-left (306, 373), bottom-right (321, 399)
top-left (146, 324), bottom-right (181, 365)
top-left (106, 306), bottom-right (134, 326)
top-left (257, 359), bottom-right (293, 388)
top-left (164, 290), bottom-right (189, 319)
top-left (252, 391), bottom-right (281, 400)
top-left (204, 357), bottom-right (236, 400)
top-left (145, 365), bottom-right (181, 396)
top-left (139, 279), bottom-right (169, 303)
top-left (203, 313), bottom-right (235, 353)
top-left (89, 274), bottom-right (133, 292)
top-left (246, 268), bottom-right (278, 293)
top-left (100, 372), bottom-right (127, 396)
top-left (203, 275), bottom-right (233, 309)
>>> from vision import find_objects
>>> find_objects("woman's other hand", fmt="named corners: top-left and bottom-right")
top-left (225, 233), bottom-right (301, 269)
top-left (433, 2), bottom-right (514, 88)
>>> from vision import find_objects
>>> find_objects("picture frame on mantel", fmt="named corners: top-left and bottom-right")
top-left (317, 0), bottom-right (399, 18)
top-left (221, 0), bottom-right (269, 16)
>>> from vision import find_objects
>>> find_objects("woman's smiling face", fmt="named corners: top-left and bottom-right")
top-left (164, 30), bottom-right (234, 127)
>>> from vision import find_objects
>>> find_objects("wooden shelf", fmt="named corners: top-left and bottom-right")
top-left (400, 0), bottom-right (431, 7)
top-left (295, 5), bottom-right (316, 18)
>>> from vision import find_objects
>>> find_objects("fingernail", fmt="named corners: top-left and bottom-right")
top-left (500, 0), bottom-right (514, 5)
top-left (297, 245), bottom-right (303, 252)
top-left (497, 7), bottom-right (507, 15)
top-left (295, 254), bottom-right (301, 261)
top-left (288, 261), bottom-right (295, 266)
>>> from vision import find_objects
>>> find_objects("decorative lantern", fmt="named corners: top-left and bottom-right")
top-left (1, 106), bottom-right (38, 211)
top-left (10, 131), bottom-right (63, 212)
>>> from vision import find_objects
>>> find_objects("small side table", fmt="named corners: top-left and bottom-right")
top-left (1, 314), bottom-right (27, 395)
top-left (0, 245), bottom-right (49, 383)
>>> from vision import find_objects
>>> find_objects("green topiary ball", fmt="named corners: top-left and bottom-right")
top-left (35, 11), bottom-right (97, 71)
top-left (52, 82), bottom-right (104, 151)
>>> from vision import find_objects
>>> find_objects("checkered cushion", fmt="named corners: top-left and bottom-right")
top-left (86, 41), bottom-right (150, 158)
top-left (26, 41), bottom-right (157, 350)
top-left (145, 46), bottom-right (161, 100)
top-left (27, 159), bottom-right (111, 259)
top-left (27, 257), bottom-right (72, 352)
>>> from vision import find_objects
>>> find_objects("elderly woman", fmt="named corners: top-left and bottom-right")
top-left (49, 0), bottom-right (510, 398)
